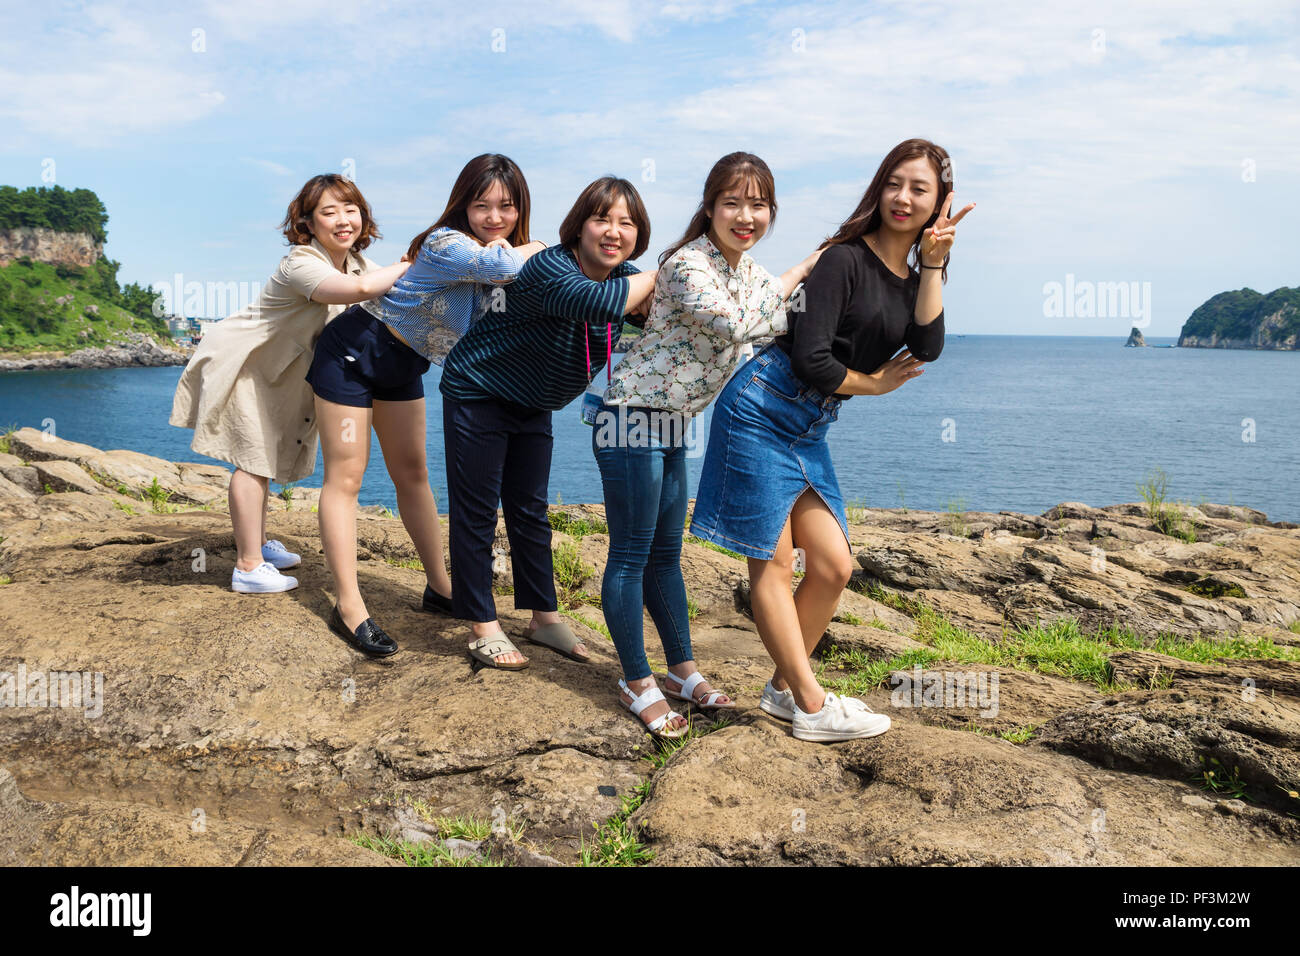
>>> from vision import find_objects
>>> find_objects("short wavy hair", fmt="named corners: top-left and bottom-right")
top-left (558, 177), bottom-right (650, 262)
top-left (279, 174), bottom-right (381, 251)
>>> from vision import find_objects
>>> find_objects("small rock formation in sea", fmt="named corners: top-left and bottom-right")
top-left (1125, 326), bottom-right (1147, 347)
top-left (1, 427), bottom-right (1297, 866)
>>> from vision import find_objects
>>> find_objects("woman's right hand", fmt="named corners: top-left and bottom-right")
top-left (484, 237), bottom-right (511, 250)
top-left (869, 348), bottom-right (925, 394)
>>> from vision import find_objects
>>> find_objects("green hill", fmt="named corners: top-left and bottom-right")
top-left (1178, 286), bottom-right (1300, 350)
top-left (0, 185), bottom-right (168, 355)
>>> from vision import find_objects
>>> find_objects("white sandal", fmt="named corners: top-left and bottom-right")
top-left (619, 680), bottom-right (688, 739)
top-left (664, 671), bottom-right (736, 711)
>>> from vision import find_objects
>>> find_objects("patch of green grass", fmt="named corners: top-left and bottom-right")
top-left (1137, 466), bottom-right (1200, 542)
top-left (686, 596), bottom-right (700, 621)
top-left (896, 480), bottom-right (907, 513)
top-left (565, 609), bottom-right (611, 641)
top-left (0, 424), bottom-right (15, 456)
top-left (384, 556), bottom-right (424, 572)
top-left (549, 511), bottom-right (608, 539)
top-left (688, 535), bottom-right (744, 562)
top-left (0, 574), bottom-right (12, 585)
top-left (142, 476), bottom-right (174, 513)
top-left (1289, 620), bottom-right (1300, 635)
top-left (577, 591), bottom-right (603, 609)
top-left (845, 498), bottom-right (868, 523)
top-left (1185, 577), bottom-right (1247, 600)
top-left (942, 496), bottom-right (971, 537)
top-left (869, 617), bottom-right (891, 630)
top-left (835, 610), bottom-right (865, 626)
top-left (112, 499), bottom-right (135, 516)
top-left (579, 781), bottom-right (654, 867)
top-left (43, 483), bottom-right (55, 495)
top-left (375, 505), bottom-right (395, 519)
top-left (846, 577), bottom-right (926, 617)
top-left (1193, 755), bottom-right (1250, 801)
top-left (967, 724), bottom-right (1039, 744)
top-left (821, 608), bottom-right (1300, 697)
top-left (276, 482), bottom-right (295, 511)
top-left (553, 540), bottom-right (594, 605)
top-left (350, 832), bottom-right (504, 867)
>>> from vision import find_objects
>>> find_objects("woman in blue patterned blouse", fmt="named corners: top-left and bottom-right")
top-left (306, 154), bottom-right (545, 656)
top-left (440, 176), bottom-right (658, 671)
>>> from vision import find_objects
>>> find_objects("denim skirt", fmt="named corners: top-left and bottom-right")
top-left (690, 344), bottom-right (847, 560)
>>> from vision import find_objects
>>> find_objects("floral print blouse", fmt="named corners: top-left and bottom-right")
top-left (604, 234), bottom-right (786, 417)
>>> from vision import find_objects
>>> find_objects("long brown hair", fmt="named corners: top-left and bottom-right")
top-left (558, 177), bottom-right (650, 262)
top-left (822, 139), bottom-right (953, 282)
top-left (660, 152), bottom-right (777, 267)
top-left (279, 174), bottom-right (380, 252)
top-left (407, 154), bottom-right (531, 262)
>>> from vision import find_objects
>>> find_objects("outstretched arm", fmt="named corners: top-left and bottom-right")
top-left (309, 259), bottom-right (410, 304)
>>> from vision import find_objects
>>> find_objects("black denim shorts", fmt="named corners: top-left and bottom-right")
top-left (306, 305), bottom-right (431, 407)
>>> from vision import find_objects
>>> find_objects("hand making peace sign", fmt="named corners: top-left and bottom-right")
top-left (919, 193), bottom-right (975, 266)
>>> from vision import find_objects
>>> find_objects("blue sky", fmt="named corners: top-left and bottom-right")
top-left (1, 0), bottom-right (1296, 336)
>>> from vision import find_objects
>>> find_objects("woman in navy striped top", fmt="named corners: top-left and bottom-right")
top-left (440, 176), bottom-right (657, 670)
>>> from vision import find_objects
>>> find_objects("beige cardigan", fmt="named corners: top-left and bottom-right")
top-left (169, 238), bottom-right (379, 484)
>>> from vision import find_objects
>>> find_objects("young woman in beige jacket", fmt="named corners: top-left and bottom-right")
top-left (170, 174), bottom-right (412, 594)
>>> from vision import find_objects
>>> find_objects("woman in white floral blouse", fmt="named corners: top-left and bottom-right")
top-left (592, 151), bottom-right (823, 737)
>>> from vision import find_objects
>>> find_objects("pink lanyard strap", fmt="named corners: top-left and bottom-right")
top-left (584, 322), bottom-right (613, 384)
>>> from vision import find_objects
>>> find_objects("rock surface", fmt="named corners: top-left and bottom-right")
top-left (0, 432), bottom-right (1297, 866)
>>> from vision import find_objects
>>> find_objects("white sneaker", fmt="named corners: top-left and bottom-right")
top-left (760, 680), bottom-right (797, 722)
top-left (261, 539), bottom-right (301, 570)
top-left (232, 562), bottom-right (299, 593)
top-left (792, 692), bottom-right (891, 743)
top-left (761, 680), bottom-right (872, 723)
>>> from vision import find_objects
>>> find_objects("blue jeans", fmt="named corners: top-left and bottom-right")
top-left (591, 403), bottom-right (693, 682)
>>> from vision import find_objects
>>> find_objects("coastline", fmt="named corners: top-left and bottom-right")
top-left (0, 331), bottom-right (191, 371)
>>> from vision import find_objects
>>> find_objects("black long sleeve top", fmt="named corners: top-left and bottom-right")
top-left (776, 239), bottom-right (945, 399)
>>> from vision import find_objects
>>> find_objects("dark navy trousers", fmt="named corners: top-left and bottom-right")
top-left (442, 395), bottom-right (556, 623)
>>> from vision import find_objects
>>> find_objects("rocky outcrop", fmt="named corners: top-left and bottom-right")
top-left (1125, 326), bottom-right (1146, 347)
top-left (0, 433), bottom-right (1297, 866)
top-left (0, 331), bottom-right (190, 371)
top-left (0, 227), bottom-right (101, 269)
top-left (1178, 286), bottom-right (1300, 350)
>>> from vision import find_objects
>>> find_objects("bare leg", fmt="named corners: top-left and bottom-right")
top-left (372, 397), bottom-right (453, 598)
top-left (770, 491), bottom-right (855, 693)
top-left (230, 468), bottom-right (270, 572)
top-left (749, 495), bottom-right (828, 714)
top-left (316, 396), bottom-right (373, 632)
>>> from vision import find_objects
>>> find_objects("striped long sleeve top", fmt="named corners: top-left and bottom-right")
top-left (439, 244), bottom-right (639, 411)
top-left (362, 226), bottom-right (526, 364)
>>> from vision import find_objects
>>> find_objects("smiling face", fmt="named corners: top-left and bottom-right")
top-left (576, 196), bottom-right (637, 280)
top-left (879, 156), bottom-right (940, 235)
top-left (310, 186), bottom-right (363, 257)
top-left (706, 175), bottom-right (772, 265)
top-left (466, 179), bottom-right (520, 245)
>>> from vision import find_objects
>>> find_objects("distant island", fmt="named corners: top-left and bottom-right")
top-left (0, 184), bottom-right (186, 370)
top-left (1178, 286), bottom-right (1299, 350)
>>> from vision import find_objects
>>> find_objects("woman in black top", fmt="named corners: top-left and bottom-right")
top-left (690, 138), bottom-right (974, 742)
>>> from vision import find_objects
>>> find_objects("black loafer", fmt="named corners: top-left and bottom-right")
top-left (422, 584), bottom-right (455, 616)
top-left (329, 605), bottom-right (398, 657)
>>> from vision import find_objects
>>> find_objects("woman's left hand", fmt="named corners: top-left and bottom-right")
top-left (920, 193), bottom-right (975, 266)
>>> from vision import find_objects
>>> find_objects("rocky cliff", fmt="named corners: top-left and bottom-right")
top-left (1125, 326), bottom-right (1146, 347)
top-left (0, 227), bottom-right (102, 269)
top-left (1179, 287), bottom-right (1300, 350)
top-left (0, 427), bottom-right (1297, 866)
